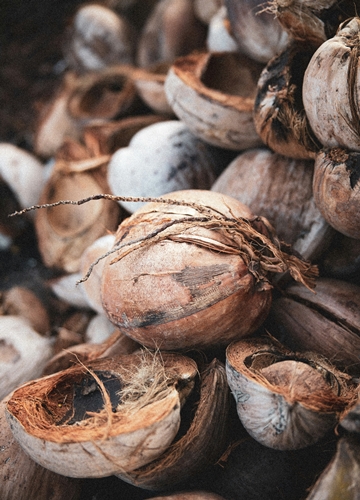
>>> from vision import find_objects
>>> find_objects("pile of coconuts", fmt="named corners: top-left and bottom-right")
top-left (2, 1), bottom-right (360, 500)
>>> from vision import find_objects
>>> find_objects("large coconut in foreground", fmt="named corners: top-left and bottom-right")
top-left (100, 190), bottom-right (316, 350)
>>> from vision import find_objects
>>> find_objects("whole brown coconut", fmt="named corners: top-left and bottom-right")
top-left (100, 190), bottom-right (316, 350)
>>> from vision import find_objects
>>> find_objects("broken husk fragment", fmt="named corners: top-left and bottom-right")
top-left (116, 359), bottom-right (230, 490)
top-left (268, 277), bottom-right (360, 373)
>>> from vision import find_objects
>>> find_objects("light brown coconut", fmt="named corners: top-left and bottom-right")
top-left (303, 18), bottom-right (360, 151)
top-left (99, 189), bottom-right (317, 350)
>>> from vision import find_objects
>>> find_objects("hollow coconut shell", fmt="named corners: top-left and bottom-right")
top-left (164, 51), bottom-right (264, 150)
top-left (6, 352), bottom-right (198, 478)
top-left (35, 158), bottom-right (120, 273)
top-left (100, 189), bottom-right (317, 350)
top-left (226, 337), bottom-right (357, 450)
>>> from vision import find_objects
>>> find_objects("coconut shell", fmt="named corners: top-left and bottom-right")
top-left (269, 0), bottom-right (358, 46)
top-left (306, 436), bottom-right (360, 499)
top-left (225, 0), bottom-right (289, 63)
top-left (136, 0), bottom-right (207, 68)
top-left (67, 66), bottom-right (138, 120)
top-left (107, 121), bottom-right (222, 214)
top-left (63, 4), bottom-right (136, 72)
top-left (226, 337), bottom-right (357, 450)
top-left (132, 63), bottom-right (174, 115)
top-left (0, 316), bottom-right (54, 400)
top-left (302, 18), bottom-right (360, 151)
top-left (211, 148), bottom-right (332, 261)
top-left (6, 352), bottom-right (198, 478)
top-left (165, 51), bottom-right (264, 150)
top-left (35, 155), bottom-right (120, 273)
top-left (100, 189), bottom-right (317, 350)
top-left (253, 42), bottom-right (321, 159)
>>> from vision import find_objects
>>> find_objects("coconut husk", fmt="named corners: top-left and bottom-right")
top-left (82, 114), bottom-right (168, 155)
top-left (267, 0), bottom-right (359, 46)
top-left (268, 277), bottom-right (360, 373)
top-left (13, 190), bottom-right (318, 350)
top-left (0, 286), bottom-right (50, 336)
top-left (67, 65), bottom-right (138, 120)
top-left (116, 359), bottom-right (230, 490)
top-left (165, 51), bottom-right (264, 150)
